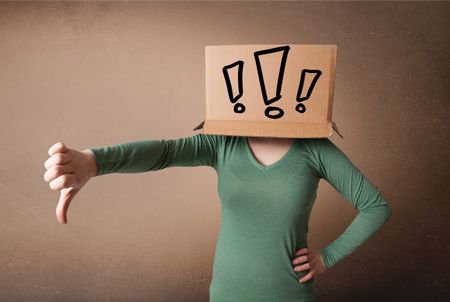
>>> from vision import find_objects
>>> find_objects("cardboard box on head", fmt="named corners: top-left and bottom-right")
top-left (193, 44), bottom-right (343, 139)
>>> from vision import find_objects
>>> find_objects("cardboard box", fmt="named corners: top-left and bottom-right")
top-left (193, 44), bottom-right (343, 139)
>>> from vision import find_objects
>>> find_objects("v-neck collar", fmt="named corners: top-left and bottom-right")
top-left (243, 136), bottom-right (298, 172)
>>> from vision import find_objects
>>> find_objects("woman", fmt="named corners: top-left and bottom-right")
top-left (44, 133), bottom-right (392, 302)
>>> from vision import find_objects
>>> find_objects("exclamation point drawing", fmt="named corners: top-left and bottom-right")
top-left (254, 45), bottom-right (290, 119)
top-left (295, 69), bottom-right (322, 113)
top-left (222, 60), bottom-right (245, 113)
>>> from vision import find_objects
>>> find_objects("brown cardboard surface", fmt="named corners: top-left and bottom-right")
top-left (194, 44), bottom-right (341, 138)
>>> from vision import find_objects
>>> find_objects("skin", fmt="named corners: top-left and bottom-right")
top-left (44, 137), bottom-right (327, 283)
top-left (43, 142), bottom-right (97, 225)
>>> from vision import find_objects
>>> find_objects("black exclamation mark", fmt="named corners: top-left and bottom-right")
top-left (295, 69), bottom-right (322, 113)
top-left (222, 60), bottom-right (245, 114)
top-left (254, 45), bottom-right (290, 119)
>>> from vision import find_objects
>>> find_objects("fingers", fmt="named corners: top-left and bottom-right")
top-left (293, 262), bottom-right (311, 272)
top-left (44, 152), bottom-right (71, 170)
top-left (293, 247), bottom-right (316, 283)
top-left (56, 187), bottom-right (78, 224)
top-left (44, 164), bottom-right (74, 184)
top-left (295, 247), bottom-right (309, 256)
top-left (48, 142), bottom-right (68, 157)
top-left (292, 247), bottom-right (309, 265)
top-left (45, 142), bottom-right (79, 224)
top-left (48, 174), bottom-right (77, 191)
top-left (292, 254), bottom-right (309, 265)
top-left (299, 271), bottom-right (314, 283)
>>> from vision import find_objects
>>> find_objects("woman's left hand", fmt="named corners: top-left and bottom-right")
top-left (292, 247), bottom-right (328, 283)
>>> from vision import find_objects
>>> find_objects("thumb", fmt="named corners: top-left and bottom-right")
top-left (56, 187), bottom-right (79, 224)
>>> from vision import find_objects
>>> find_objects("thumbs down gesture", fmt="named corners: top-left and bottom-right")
top-left (44, 142), bottom-right (98, 224)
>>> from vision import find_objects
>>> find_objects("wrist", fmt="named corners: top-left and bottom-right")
top-left (81, 149), bottom-right (99, 177)
top-left (318, 248), bottom-right (332, 270)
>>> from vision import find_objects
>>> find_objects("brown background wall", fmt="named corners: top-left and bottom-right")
top-left (1, 1), bottom-right (448, 301)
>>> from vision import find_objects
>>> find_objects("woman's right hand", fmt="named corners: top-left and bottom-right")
top-left (43, 142), bottom-right (98, 224)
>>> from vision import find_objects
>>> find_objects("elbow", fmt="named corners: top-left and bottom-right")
top-left (361, 200), bottom-right (393, 226)
top-left (382, 203), bottom-right (393, 224)
top-left (387, 204), bottom-right (393, 220)
top-left (375, 190), bottom-right (393, 224)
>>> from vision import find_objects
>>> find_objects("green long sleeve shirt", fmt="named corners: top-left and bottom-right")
top-left (90, 133), bottom-right (392, 302)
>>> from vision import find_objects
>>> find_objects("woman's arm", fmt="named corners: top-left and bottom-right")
top-left (309, 138), bottom-right (393, 269)
top-left (90, 133), bottom-right (222, 176)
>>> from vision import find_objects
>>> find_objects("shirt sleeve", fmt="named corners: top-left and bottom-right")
top-left (309, 138), bottom-right (393, 269)
top-left (89, 133), bottom-right (221, 176)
